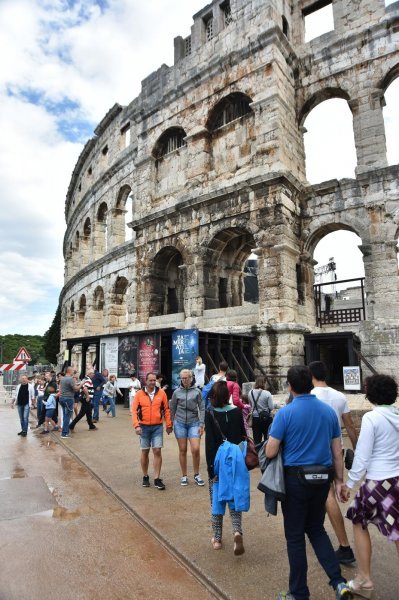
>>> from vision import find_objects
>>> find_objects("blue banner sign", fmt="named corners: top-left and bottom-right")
top-left (171, 329), bottom-right (199, 390)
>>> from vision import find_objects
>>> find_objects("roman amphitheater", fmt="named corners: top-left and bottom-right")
top-left (61, 0), bottom-right (399, 389)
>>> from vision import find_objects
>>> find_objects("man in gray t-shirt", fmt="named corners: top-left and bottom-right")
top-left (60, 366), bottom-right (81, 438)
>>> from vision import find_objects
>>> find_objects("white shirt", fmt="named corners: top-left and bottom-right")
top-left (129, 378), bottom-right (141, 400)
top-left (311, 386), bottom-right (349, 446)
top-left (347, 405), bottom-right (399, 486)
top-left (194, 363), bottom-right (206, 387)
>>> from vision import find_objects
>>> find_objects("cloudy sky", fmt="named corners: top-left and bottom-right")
top-left (0, 0), bottom-right (398, 336)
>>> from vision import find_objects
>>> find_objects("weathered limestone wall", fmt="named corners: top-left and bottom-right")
top-left (61, 0), bottom-right (399, 382)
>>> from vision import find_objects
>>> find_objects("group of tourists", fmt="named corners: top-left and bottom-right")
top-left (11, 357), bottom-right (399, 599)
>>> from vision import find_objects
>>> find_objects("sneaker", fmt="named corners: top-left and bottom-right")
top-left (142, 475), bottom-right (150, 487)
top-left (61, 434), bottom-right (70, 438)
top-left (17, 431), bottom-right (23, 436)
top-left (335, 581), bottom-right (353, 599)
top-left (277, 593), bottom-right (296, 600)
top-left (40, 430), bottom-right (49, 434)
top-left (335, 545), bottom-right (356, 565)
top-left (53, 426), bottom-right (59, 432)
top-left (194, 473), bottom-right (205, 486)
top-left (21, 432), bottom-right (27, 437)
top-left (180, 476), bottom-right (189, 486)
top-left (92, 419), bottom-right (99, 423)
top-left (89, 426), bottom-right (98, 430)
top-left (154, 478), bottom-right (166, 490)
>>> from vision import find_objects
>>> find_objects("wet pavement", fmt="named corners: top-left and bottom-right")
top-left (1, 395), bottom-right (398, 600)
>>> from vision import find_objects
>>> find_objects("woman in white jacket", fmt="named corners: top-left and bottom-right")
top-left (345, 374), bottom-right (399, 598)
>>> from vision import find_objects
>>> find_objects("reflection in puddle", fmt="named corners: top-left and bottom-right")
top-left (12, 467), bottom-right (27, 478)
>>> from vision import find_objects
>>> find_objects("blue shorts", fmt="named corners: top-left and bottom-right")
top-left (139, 424), bottom-right (163, 449)
top-left (46, 408), bottom-right (56, 419)
top-left (174, 420), bottom-right (201, 439)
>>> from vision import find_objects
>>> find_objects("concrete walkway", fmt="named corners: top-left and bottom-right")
top-left (1, 394), bottom-right (398, 599)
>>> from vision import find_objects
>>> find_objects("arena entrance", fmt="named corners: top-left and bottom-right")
top-left (304, 332), bottom-right (361, 389)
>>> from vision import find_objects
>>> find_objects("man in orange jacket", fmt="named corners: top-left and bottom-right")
top-left (132, 371), bottom-right (173, 490)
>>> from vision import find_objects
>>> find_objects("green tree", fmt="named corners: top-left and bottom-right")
top-left (43, 304), bottom-right (61, 364)
top-left (0, 334), bottom-right (46, 364)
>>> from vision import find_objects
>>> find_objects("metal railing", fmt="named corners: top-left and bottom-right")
top-left (314, 278), bottom-right (366, 327)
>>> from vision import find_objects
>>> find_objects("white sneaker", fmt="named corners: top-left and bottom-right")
top-left (180, 476), bottom-right (188, 486)
top-left (194, 474), bottom-right (205, 486)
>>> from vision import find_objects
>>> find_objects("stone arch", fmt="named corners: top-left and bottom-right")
top-left (110, 276), bottom-right (129, 330)
top-left (149, 247), bottom-right (185, 316)
top-left (304, 221), bottom-right (363, 258)
top-left (298, 88), bottom-right (351, 127)
top-left (95, 201), bottom-right (108, 256)
top-left (81, 217), bottom-right (91, 265)
top-left (380, 64), bottom-right (399, 94)
top-left (203, 226), bottom-right (258, 309)
top-left (206, 92), bottom-right (253, 132)
top-left (91, 285), bottom-right (105, 334)
top-left (93, 285), bottom-right (105, 311)
top-left (115, 184), bottom-right (134, 243)
top-left (152, 127), bottom-right (187, 160)
top-left (381, 66), bottom-right (399, 166)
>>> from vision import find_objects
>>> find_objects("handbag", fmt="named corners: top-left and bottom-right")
top-left (210, 410), bottom-right (259, 470)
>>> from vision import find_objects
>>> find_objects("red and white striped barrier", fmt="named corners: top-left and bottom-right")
top-left (0, 362), bottom-right (26, 371)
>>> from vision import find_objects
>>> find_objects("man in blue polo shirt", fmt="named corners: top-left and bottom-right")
top-left (266, 365), bottom-right (352, 600)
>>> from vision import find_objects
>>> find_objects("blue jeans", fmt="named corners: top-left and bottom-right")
top-left (60, 397), bottom-right (74, 436)
top-left (105, 396), bottom-right (116, 417)
top-left (92, 390), bottom-right (102, 420)
top-left (282, 472), bottom-right (345, 600)
top-left (17, 404), bottom-right (30, 433)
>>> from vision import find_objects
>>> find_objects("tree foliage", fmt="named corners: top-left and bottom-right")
top-left (43, 304), bottom-right (61, 365)
top-left (0, 334), bottom-right (46, 365)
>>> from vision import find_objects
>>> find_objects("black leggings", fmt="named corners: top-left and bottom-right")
top-left (252, 416), bottom-right (272, 445)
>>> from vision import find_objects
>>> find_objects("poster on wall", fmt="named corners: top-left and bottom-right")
top-left (138, 334), bottom-right (160, 382)
top-left (118, 336), bottom-right (138, 378)
top-left (343, 366), bottom-right (361, 391)
top-left (171, 329), bottom-right (199, 390)
top-left (100, 337), bottom-right (119, 374)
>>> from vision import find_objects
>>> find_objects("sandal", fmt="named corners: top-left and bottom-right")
top-left (233, 532), bottom-right (245, 556)
top-left (347, 580), bottom-right (374, 599)
top-left (211, 537), bottom-right (222, 550)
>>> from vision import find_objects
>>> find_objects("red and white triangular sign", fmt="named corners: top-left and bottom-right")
top-left (14, 347), bottom-right (31, 362)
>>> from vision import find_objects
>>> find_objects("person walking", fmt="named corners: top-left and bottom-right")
top-left (169, 369), bottom-right (205, 486)
top-left (345, 374), bottom-right (399, 598)
top-left (249, 375), bottom-right (274, 445)
top-left (59, 366), bottom-right (82, 438)
top-left (194, 356), bottom-right (206, 389)
top-left (309, 360), bottom-right (358, 565)
top-left (103, 374), bottom-right (123, 417)
top-left (205, 380), bottom-right (248, 555)
top-left (91, 368), bottom-right (106, 422)
top-left (69, 370), bottom-right (98, 433)
top-left (266, 365), bottom-right (352, 600)
top-left (41, 385), bottom-right (59, 433)
top-left (128, 371), bottom-right (141, 414)
top-left (132, 372), bottom-right (172, 490)
top-left (11, 375), bottom-right (35, 437)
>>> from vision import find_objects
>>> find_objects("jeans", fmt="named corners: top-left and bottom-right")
top-left (60, 397), bottom-right (74, 436)
top-left (17, 404), bottom-right (30, 433)
top-left (105, 396), bottom-right (116, 417)
top-left (92, 390), bottom-right (102, 420)
top-left (36, 397), bottom-right (43, 425)
top-left (282, 472), bottom-right (345, 600)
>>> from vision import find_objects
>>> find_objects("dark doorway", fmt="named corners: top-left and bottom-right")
top-left (304, 332), bottom-right (360, 389)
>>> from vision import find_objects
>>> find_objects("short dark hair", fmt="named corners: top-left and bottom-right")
top-left (146, 372), bottom-right (157, 381)
top-left (47, 385), bottom-right (56, 393)
top-left (210, 380), bottom-right (230, 408)
top-left (365, 374), bottom-right (398, 406)
top-left (308, 361), bottom-right (327, 382)
top-left (218, 361), bottom-right (228, 373)
top-left (226, 369), bottom-right (237, 382)
top-left (287, 365), bottom-right (313, 394)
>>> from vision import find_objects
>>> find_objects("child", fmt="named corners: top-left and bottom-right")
top-left (41, 385), bottom-right (59, 434)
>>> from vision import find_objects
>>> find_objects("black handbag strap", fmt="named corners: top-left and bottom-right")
top-left (210, 409), bottom-right (227, 441)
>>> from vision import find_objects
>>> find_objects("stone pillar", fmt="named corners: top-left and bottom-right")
top-left (360, 238), bottom-right (399, 321)
top-left (184, 256), bottom-right (206, 318)
top-left (93, 221), bottom-right (106, 261)
top-left (185, 129), bottom-right (211, 180)
top-left (110, 207), bottom-right (127, 248)
top-left (351, 91), bottom-right (388, 174)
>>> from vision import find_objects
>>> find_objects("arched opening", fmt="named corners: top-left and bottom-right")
top-left (81, 217), bottom-right (91, 265)
top-left (111, 276), bottom-right (129, 329)
top-left (207, 92), bottom-right (253, 132)
top-left (383, 76), bottom-right (399, 166)
top-left (69, 301), bottom-right (75, 329)
top-left (97, 202), bottom-right (108, 254)
top-left (77, 294), bottom-right (86, 333)
top-left (153, 127), bottom-right (187, 160)
top-left (116, 185), bottom-right (134, 242)
top-left (149, 247), bottom-right (185, 317)
top-left (205, 227), bottom-right (258, 309)
top-left (92, 286), bottom-right (105, 334)
top-left (302, 97), bottom-right (357, 184)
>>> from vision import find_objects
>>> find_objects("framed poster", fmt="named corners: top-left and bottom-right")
top-left (171, 329), bottom-right (199, 390)
top-left (343, 366), bottom-right (361, 391)
top-left (100, 337), bottom-right (118, 374)
top-left (138, 334), bottom-right (160, 382)
top-left (117, 336), bottom-right (138, 378)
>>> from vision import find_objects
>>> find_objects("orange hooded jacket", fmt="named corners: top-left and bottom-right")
top-left (132, 387), bottom-right (172, 429)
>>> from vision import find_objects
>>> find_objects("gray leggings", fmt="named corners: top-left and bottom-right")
top-left (209, 479), bottom-right (242, 542)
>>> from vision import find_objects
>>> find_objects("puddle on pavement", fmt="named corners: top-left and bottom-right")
top-left (52, 506), bottom-right (81, 520)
